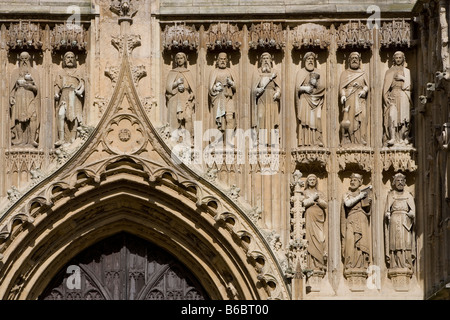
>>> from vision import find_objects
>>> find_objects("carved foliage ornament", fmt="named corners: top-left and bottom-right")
top-left (206, 22), bottom-right (241, 51)
top-left (292, 23), bottom-right (331, 50)
top-left (7, 21), bottom-right (43, 50)
top-left (336, 20), bottom-right (373, 49)
top-left (162, 23), bottom-right (199, 52)
top-left (110, 0), bottom-right (138, 19)
top-left (249, 22), bottom-right (285, 50)
top-left (50, 23), bottom-right (88, 52)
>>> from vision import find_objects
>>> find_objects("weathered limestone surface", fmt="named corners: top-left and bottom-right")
top-left (0, 0), bottom-right (448, 301)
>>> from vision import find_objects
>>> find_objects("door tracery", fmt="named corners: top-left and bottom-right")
top-left (39, 233), bottom-right (209, 300)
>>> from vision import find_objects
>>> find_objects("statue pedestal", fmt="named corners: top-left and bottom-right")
top-left (388, 268), bottom-right (413, 292)
top-left (306, 270), bottom-right (325, 292)
top-left (344, 269), bottom-right (368, 292)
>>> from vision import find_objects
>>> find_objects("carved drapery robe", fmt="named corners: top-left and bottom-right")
top-left (55, 67), bottom-right (85, 123)
top-left (341, 190), bottom-right (371, 270)
top-left (382, 65), bottom-right (412, 143)
top-left (10, 66), bottom-right (40, 146)
top-left (251, 69), bottom-right (281, 144)
top-left (339, 68), bottom-right (369, 145)
top-left (208, 67), bottom-right (236, 129)
top-left (296, 68), bottom-right (325, 146)
top-left (166, 67), bottom-right (196, 131)
top-left (384, 190), bottom-right (416, 270)
top-left (303, 188), bottom-right (327, 270)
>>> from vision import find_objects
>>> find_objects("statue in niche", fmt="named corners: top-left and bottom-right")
top-left (340, 173), bottom-right (372, 272)
top-left (295, 52), bottom-right (325, 147)
top-left (303, 174), bottom-right (327, 272)
top-left (382, 51), bottom-right (412, 147)
top-left (339, 52), bottom-right (369, 146)
top-left (384, 173), bottom-right (416, 271)
top-left (208, 52), bottom-right (237, 131)
top-left (9, 51), bottom-right (40, 148)
top-left (166, 52), bottom-right (196, 142)
top-left (251, 52), bottom-right (281, 146)
top-left (54, 51), bottom-right (85, 146)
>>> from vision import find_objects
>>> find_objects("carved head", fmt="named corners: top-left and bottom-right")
top-left (306, 174), bottom-right (318, 188)
top-left (393, 51), bottom-right (405, 67)
top-left (63, 51), bottom-right (76, 68)
top-left (349, 173), bottom-right (363, 190)
top-left (174, 52), bottom-right (187, 68)
top-left (216, 52), bottom-right (229, 69)
top-left (348, 52), bottom-right (361, 70)
top-left (392, 173), bottom-right (406, 191)
top-left (303, 52), bottom-right (316, 72)
top-left (260, 52), bottom-right (273, 72)
top-left (19, 51), bottom-right (30, 67)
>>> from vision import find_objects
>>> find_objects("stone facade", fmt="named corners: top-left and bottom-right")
top-left (0, 0), bottom-right (448, 300)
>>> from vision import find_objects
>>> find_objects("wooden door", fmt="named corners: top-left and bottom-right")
top-left (39, 233), bottom-right (209, 300)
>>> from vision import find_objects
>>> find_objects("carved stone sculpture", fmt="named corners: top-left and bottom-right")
top-left (303, 174), bottom-right (327, 272)
top-left (208, 52), bottom-right (237, 131)
top-left (251, 52), bottom-right (281, 146)
top-left (296, 52), bottom-right (325, 147)
top-left (382, 51), bottom-right (412, 147)
top-left (166, 52), bottom-right (196, 142)
top-left (54, 51), bottom-right (85, 146)
top-left (9, 51), bottom-right (40, 148)
top-left (384, 173), bottom-right (416, 271)
top-left (340, 173), bottom-right (372, 274)
top-left (339, 52), bottom-right (369, 146)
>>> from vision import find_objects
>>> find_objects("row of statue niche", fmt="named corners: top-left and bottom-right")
top-left (9, 51), bottom-right (85, 148)
top-left (166, 51), bottom-right (413, 148)
top-left (166, 51), bottom-right (281, 145)
top-left (294, 172), bottom-right (415, 277)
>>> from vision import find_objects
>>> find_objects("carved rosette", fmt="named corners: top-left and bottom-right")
top-left (50, 23), bottom-right (88, 52)
top-left (291, 147), bottom-right (330, 171)
top-left (103, 115), bottom-right (147, 155)
top-left (162, 23), bottom-right (199, 52)
top-left (206, 22), bottom-right (242, 51)
top-left (380, 19), bottom-right (411, 48)
top-left (380, 147), bottom-right (418, 172)
top-left (6, 21), bottom-right (43, 50)
top-left (336, 20), bottom-right (373, 49)
top-left (248, 22), bottom-right (285, 50)
top-left (337, 147), bottom-right (374, 172)
top-left (292, 23), bottom-right (331, 50)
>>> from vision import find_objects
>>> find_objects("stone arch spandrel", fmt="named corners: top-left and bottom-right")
top-left (0, 166), bottom-right (285, 300)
